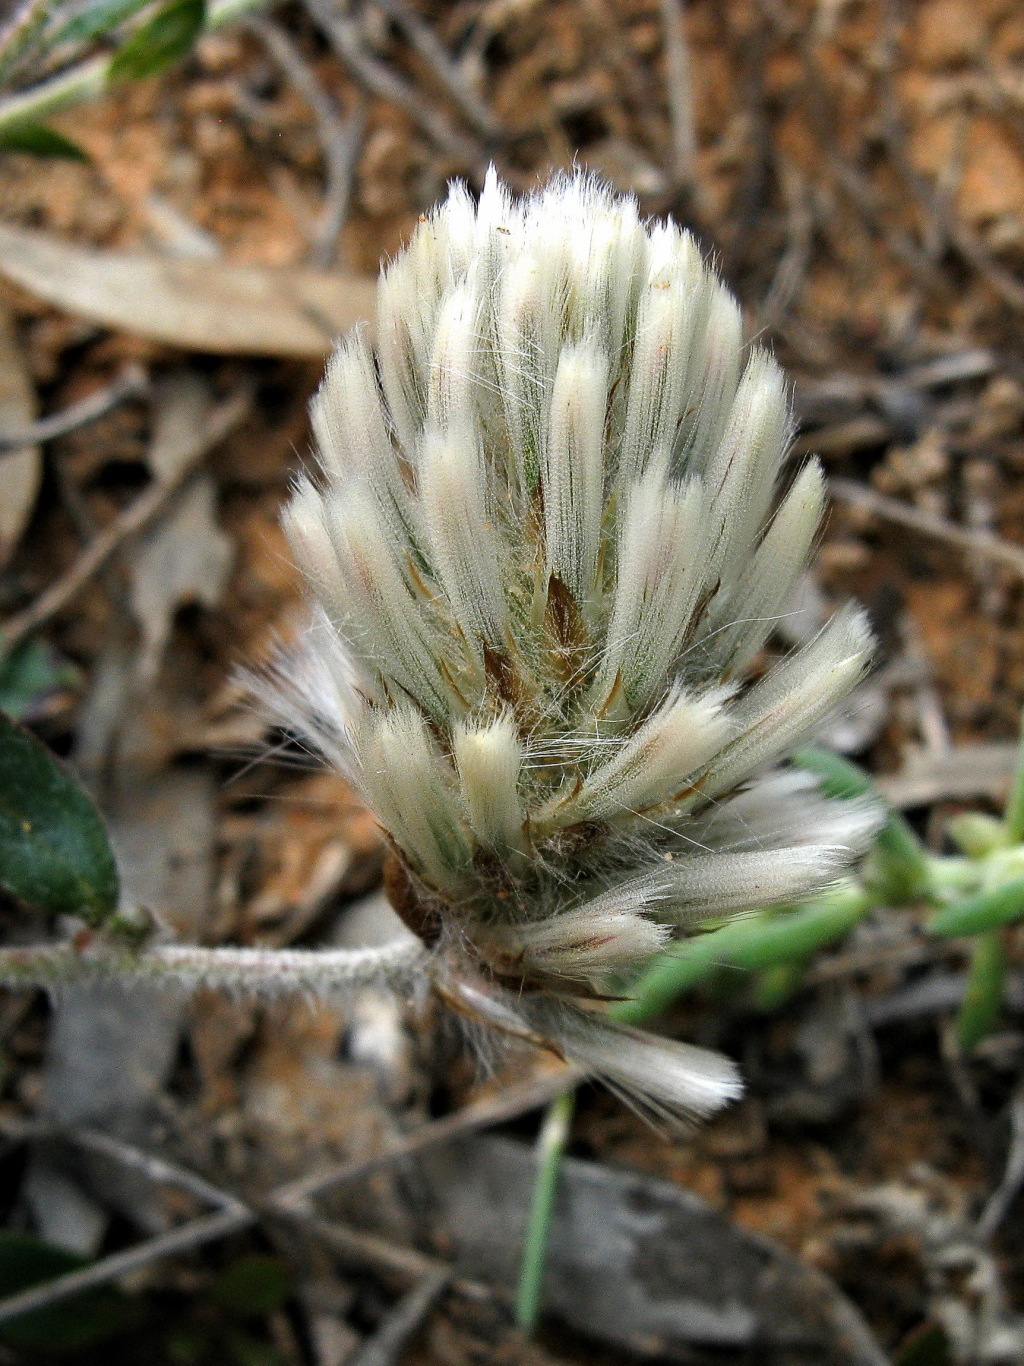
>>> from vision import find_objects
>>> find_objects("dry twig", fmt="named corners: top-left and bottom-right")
top-left (0, 382), bottom-right (252, 662)
top-left (757, 158), bottom-right (813, 332)
top-left (303, 0), bottom-right (480, 167)
top-left (0, 366), bottom-right (149, 456)
top-left (373, 0), bottom-right (501, 142)
top-left (0, 1068), bottom-right (573, 1326)
top-left (346, 1267), bottom-right (452, 1366)
top-left (827, 476), bottom-right (1024, 581)
top-left (977, 1082), bottom-right (1024, 1242)
top-left (247, 17), bottom-right (367, 266)
top-left (658, 0), bottom-right (697, 191)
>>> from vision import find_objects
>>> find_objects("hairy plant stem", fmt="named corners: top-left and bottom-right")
top-left (0, 938), bottom-right (427, 992)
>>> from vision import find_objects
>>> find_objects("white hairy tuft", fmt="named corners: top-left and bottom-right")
top-left (269, 168), bottom-right (880, 1124)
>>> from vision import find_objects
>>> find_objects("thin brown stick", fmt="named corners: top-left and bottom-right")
top-left (0, 382), bottom-right (251, 662)
top-left (827, 476), bottom-right (1024, 580)
top-left (757, 158), bottom-right (813, 332)
top-left (70, 1128), bottom-right (251, 1212)
top-left (345, 1266), bottom-right (452, 1366)
top-left (977, 1082), bottom-right (1024, 1241)
top-left (658, 0), bottom-right (697, 190)
top-left (267, 1066), bottom-right (576, 1211)
top-left (0, 1206), bottom-right (249, 1325)
top-left (298, 1214), bottom-right (450, 1287)
top-left (874, 0), bottom-right (1024, 313)
top-left (303, 0), bottom-right (480, 167)
top-left (247, 17), bottom-right (367, 267)
top-left (372, 0), bottom-right (501, 142)
top-left (0, 1067), bottom-right (571, 1326)
top-left (0, 365), bottom-right (149, 455)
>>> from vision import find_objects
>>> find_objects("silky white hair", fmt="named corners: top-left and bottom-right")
top-left (272, 169), bottom-right (880, 1123)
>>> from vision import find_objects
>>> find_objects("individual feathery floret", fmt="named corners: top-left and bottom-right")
top-left (273, 169), bottom-right (880, 1124)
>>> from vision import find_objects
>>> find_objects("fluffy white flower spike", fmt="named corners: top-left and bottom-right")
top-left (277, 170), bottom-right (880, 1124)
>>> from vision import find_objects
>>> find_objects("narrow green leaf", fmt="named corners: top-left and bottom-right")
top-left (794, 746), bottom-right (930, 902)
top-left (1004, 710), bottom-right (1024, 843)
top-left (56, 0), bottom-right (157, 43)
top-left (0, 122), bottom-right (90, 161)
top-left (956, 931), bottom-right (1006, 1052)
top-left (930, 878), bottom-right (1024, 936)
top-left (614, 884), bottom-right (872, 1024)
top-left (947, 811), bottom-right (1009, 859)
top-left (0, 638), bottom-right (80, 724)
top-left (109, 0), bottom-right (205, 82)
top-left (515, 1089), bottom-right (575, 1332)
top-left (0, 1232), bottom-right (143, 1351)
top-left (0, 710), bottom-right (119, 925)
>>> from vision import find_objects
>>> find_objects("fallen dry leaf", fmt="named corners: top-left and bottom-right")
top-left (127, 375), bottom-right (235, 682)
top-left (0, 302), bottom-right (41, 567)
top-left (0, 223), bottom-right (376, 357)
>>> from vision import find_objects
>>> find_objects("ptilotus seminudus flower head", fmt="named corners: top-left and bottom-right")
top-left (275, 170), bottom-right (880, 1123)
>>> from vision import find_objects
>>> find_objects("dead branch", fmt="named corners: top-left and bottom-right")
top-left (0, 365), bottom-right (149, 456)
top-left (827, 476), bottom-right (1024, 581)
top-left (0, 1068), bottom-right (573, 1326)
top-left (0, 382), bottom-right (252, 662)
top-left (247, 16), bottom-right (367, 267)
top-left (658, 0), bottom-right (697, 191)
top-left (303, 0), bottom-right (481, 168)
top-left (373, 0), bottom-right (502, 142)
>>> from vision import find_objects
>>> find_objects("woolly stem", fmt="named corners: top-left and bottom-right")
top-left (0, 0), bottom-right (274, 135)
top-left (514, 1087), bottom-right (575, 1333)
top-left (0, 939), bottom-right (426, 993)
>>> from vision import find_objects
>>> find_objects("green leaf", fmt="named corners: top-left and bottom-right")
top-left (1003, 710), bottom-right (1024, 843)
top-left (212, 1255), bottom-right (292, 1318)
top-left (614, 884), bottom-right (872, 1024)
top-left (109, 0), bottom-right (206, 82)
top-left (0, 122), bottom-right (89, 161)
top-left (930, 877), bottom-right (1024, 936)
top-left (0, 710), bottom-right (119, 924)
top-left (0, 638), bottom-right (80, 724)
top-left (794, 746), bottom-right (930, 902)
top-left (947, 811), bottom-right (1009, 859)
top-left (956, 930), bottom-right (1006, 1052)
top-left (56, 0), bottom-right (157, 43)
top-left (0, 1232), bottom-right (143, 1351)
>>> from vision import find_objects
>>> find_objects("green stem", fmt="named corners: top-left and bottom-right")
top-left (514, 1088), bottom-right (575, 1334)
top-left (0, 0), bottom-right (273, 134)
top-left (956, 929), bottom-right (1006, 1052)
top-left (1004, 711), bottom-right (1024, 844)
